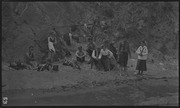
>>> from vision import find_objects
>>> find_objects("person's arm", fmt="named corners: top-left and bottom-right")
top-left (136, 46), bottom-right (141, 54)
top-left (142, 46), bottom-right (148, 55)
top-left (108, 49), bottom-right (114, 58)
top-left (75, 51), bottom-right (79, 57)
top-left (92, 50), bottom-right (96, 59)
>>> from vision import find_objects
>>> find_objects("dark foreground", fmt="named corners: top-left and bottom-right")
top-left (3, 77), bottom-right (178, 106)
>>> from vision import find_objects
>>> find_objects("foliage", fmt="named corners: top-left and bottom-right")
top-left (2, 2), bottom-right (179, 62)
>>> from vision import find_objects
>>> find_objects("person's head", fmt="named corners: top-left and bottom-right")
top-left (101, 44), bottom-right (106, 50)
top-left (29, 46), bottom-right (34, 52)
top-left (78, 46), bottom-right (83, 51)
top-left (49, 31), bottom-right (56, 37)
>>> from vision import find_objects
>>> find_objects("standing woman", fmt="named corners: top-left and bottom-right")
top-left (86, 38), bottom-right (96, 63)
top-left (48, 31), bottom-right (57, 63)
top-left (118, 38), bottom-right (131, 72)
top-left (136, 41), bottom-right (148, 75)
top-left (98, 45), bottom-right (114, 71)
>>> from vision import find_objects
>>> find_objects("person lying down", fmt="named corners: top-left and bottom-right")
top-left (63, 55), bottom-right (81, 70)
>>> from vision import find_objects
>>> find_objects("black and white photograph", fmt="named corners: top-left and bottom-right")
top-left (2, 1), bottom-right (179, 106)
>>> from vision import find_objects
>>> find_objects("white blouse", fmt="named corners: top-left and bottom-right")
top-left (98, 49), bottom-right (113, 59)
top-left (136, 46), bottom-right (148, 60)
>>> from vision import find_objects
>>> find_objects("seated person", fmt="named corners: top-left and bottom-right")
top-left (75, 46), bottom-right (86, 63)
top-left (24, 46), bottom-right (37, 69)
top-left (9, 60), bottom-right (27, 70)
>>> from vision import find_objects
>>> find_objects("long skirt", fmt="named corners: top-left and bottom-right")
top-left (91, 58), bottom-right (102, 70)
top-left (101, 55), bottom-right (110, 71)
top-left (118, 52), bottom-right (128, 67)
top-left (136, 59), bottom-right (147, 71)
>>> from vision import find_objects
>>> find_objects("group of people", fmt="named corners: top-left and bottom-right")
top-left (23, 30), bottom-right (148, 76)
top-left (73, 37), bottom-right (148, 76)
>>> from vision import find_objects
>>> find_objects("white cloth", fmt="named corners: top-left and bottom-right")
top-left (98, 49), bottom-right (113, 59)
top-left (48, 37), bottom-right (55, 52)
top-left (92, 50), bottom-right (98, 59)
top-left (136, 46), bottom-right (148, 60)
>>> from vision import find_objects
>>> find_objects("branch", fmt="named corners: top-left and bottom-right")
top-left (20, 3), bottom-right (29, 17)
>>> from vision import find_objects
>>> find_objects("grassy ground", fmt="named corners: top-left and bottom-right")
top-left (2, 55), bottom-right (178, 106)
